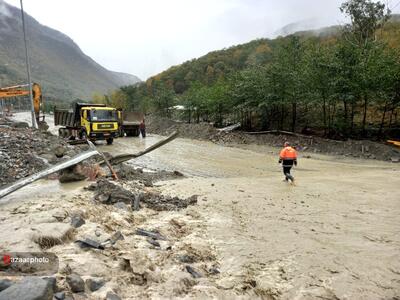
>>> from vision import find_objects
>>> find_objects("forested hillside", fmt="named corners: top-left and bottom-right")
top-left (108, 1), bottom-right (400, 140)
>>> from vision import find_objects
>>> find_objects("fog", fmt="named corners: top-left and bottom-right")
top-left (3, 0), bottom-right (400, 80)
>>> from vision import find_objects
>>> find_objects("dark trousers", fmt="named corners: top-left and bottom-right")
top-left (283, 166), bottom-right (294, 181)
top-left (140, 128), bottom-right (146, 138)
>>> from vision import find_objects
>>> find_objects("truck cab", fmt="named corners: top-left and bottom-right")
top-left (80, 106), bottom-right (119, 144)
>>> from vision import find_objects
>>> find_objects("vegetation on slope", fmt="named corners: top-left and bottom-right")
top-left (109, 0), bottom-right (399, 140)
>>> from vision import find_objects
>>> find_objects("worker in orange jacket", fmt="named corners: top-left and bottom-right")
top-left (279, 142), bottom-right (297, 183)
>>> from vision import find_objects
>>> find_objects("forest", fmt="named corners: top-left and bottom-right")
top-left (98, 0), bottom-right (400, 139)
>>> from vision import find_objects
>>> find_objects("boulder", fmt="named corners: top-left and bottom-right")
top-left (71, 215), bottom-right (85, 228)
top-left (0, 277), bottom-right (53, 300)
top-left (11, 121), bottom-right (29, 128)
top-left (85, 277), bottom-right (105, 292)
top-left (66, 274), bottom-right (85, 293)
top-left (54, 145), bottom-right (67, 158)
top-left (59, 164), bottom-right (87, 183)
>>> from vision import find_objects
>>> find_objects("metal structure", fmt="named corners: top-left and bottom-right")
top-left (19, 0), bottom-right (37, 128)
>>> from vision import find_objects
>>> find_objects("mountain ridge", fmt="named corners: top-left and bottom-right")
top-left (0, 0), bottom-right (140, 102)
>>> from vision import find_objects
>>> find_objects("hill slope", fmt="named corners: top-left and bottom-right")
top-left (145, 15), bottom-right (400, 95)
top-left (0, 0), bottom-right (140, 101)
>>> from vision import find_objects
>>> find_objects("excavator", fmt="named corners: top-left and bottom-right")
top-left (0, 82), bottom-right (47, 129)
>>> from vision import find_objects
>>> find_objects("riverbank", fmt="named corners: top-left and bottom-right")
top-left (146, 116), bottom-right (400, 162)
top-left (1, 114), bottom-right (399, 299)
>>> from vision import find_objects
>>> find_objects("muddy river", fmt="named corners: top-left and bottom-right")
top-left (8, 112), bottom-right (400, 299)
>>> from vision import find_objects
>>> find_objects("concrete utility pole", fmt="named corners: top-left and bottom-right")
top-left (20, 0), bottom-right (37, 128)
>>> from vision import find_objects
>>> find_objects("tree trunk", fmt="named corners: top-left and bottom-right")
top-left (291, 102), bottom-right (296, 132)
top-left (322, 96), bottom-right (327, 136)
top-left (362, 94), bottom-right (368, 136)
top-left (343, 100), bottom-right (348, 136)
top-left (378, 102), bottom-right (388, 139)
top-left (350, 101), bottom-right (356, 135)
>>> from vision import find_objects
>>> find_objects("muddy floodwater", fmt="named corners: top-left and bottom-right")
top-left (7, 112), bottom-right (400, 299)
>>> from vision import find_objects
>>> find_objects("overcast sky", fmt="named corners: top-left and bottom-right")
top-left (4, 0), bottom-right (400, 80)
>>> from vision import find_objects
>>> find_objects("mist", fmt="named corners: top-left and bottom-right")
top-left (3, 0), bottom-right (400, 79)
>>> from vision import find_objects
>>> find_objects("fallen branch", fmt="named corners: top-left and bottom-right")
top-left (246, 130), bottom-right (313, 139)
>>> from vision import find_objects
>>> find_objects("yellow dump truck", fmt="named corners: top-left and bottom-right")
top-left (54, 103), bottom-right (119, 145)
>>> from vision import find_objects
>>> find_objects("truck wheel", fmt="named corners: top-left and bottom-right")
top-left (106, 138), bottom-right (114, 145)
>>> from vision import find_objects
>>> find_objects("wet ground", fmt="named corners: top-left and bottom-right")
top-left (4, 112), bottom-right (400, 299)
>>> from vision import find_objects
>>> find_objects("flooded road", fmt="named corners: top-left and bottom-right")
top-left (9, 112), bottom-right (400, 299)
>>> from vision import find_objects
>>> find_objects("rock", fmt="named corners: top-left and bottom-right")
top-left (113, 202), bottom-right (129, 211)
top-left (0, 279), bottom-right (13, 292)
top-left (54, 145), bottom-right (66, 158)
top-left (0, 277), bottom-right (53, 300)
top-left (42, 277), bottom-right (57, 292)
top-left (106, 292), bottom-right (121, 300)
top-left (71, 215), bottom-right (85, 228)
top-left (59, 165), bottom-right (87, 183)
top-left (390, 157), bottom-right (400, 163)
top-left (177, 255), bottom-right (196, 263)
top-left (54, 291), bottom-right (65, 300)
top-left (11, 121), bottom-right (29, 128)
top-left (85, 278), bottom-right (105, 292)
top-left (66, 274), bottom-right (85, 293)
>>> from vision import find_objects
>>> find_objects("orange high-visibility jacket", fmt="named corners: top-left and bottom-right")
top-left (280, 146), bottom-right (297, 160)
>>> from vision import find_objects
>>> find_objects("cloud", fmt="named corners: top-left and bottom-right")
top-left (3, 0), bottom-right (399, 79)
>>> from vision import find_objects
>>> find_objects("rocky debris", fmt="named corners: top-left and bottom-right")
top-left (146, 237), bottom-right (161, 248)
top-left (136, 228), bottom-right (167, 240)
top-left (75, 238), bottom-right (105, 250)
top-left (0, 279), bottom-right (13, 292)
top-left (0, 118), bottom-right (84, 188)
top-left (89, 179), bottom-right (197, 211)
top-left (105, 231), bottom-right (124, 245)
top-left (85, 277), bottom-right (105, 292)
top-left (66, 273), bottom-right (85, 293)
top-left (106, 292), bottom-right (122, 300)
top-left (92, 180), bottom-right (135, 204)
top-left (0, 277), bottom-right (53, 300)
top-left (185, 265), bottom-right (202, 278)
top-left (70, 215), bottom-right (85, 228)
top-left (143, 194), bottom-right (198, 211)
top-left (117, 164), bottom-right (185, 184)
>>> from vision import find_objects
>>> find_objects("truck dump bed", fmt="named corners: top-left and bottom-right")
top-left (54, 109), bottom-right (76, 127)
top-left (123, 112), bottom-right (144, 125)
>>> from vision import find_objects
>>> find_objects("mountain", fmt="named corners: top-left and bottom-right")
top-left (143, 14), bottom-right (400, 96)
top-left (0, 0), bottom-right (141, 102)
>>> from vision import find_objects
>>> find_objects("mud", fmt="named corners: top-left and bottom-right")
top-left (88, 178), bottom-right (197, 211)
top-left (146, 116), bottom-right (400, 162)
top-left (1, 112), bottom-right (399, 299)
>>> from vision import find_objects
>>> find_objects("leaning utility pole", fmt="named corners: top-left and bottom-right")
top-left (20, 0), bottom-right (37, 128)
